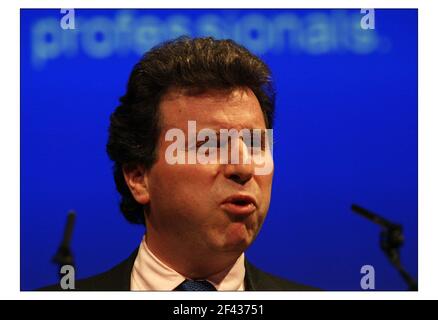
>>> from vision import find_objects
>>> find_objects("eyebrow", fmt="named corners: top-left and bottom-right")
top-left (194, 129), bottom-right (268, 143)
top-left (196, 128), bottom-right (267, 134)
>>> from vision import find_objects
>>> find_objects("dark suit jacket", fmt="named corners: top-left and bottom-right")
top-left (42, 249), bottom-right (317, 291)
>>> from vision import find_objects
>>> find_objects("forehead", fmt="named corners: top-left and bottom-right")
top-left (159, 87), bottom-right (267, 131)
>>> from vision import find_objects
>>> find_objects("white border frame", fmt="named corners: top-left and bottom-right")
top-left (2, 0), bottom-right (436, 300)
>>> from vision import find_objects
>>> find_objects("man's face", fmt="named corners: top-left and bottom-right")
top-left (145, 87), bottom-right (273, 255)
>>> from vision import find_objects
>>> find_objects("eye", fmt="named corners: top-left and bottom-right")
top-left (196, 136), bottom-right (222, 149)
top-left (250, 134), bottom-right (266, 152)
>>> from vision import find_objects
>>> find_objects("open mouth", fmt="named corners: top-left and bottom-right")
top-left (221, 195), bottom-right (257, 215)
top-left (233, 199), bottom-right (252, 206)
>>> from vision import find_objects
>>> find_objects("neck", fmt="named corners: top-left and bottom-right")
top-left (144, 231), bottom-right (242, 280)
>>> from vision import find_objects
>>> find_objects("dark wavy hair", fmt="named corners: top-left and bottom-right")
top-left (106, 36), bottom-right (275, 224)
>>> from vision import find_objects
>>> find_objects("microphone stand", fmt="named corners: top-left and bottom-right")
top-left (351, 204), bottom-right (417, 291)
top-left (52, 210), bottom-right (76, 278)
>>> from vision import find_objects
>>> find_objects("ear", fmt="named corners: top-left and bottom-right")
top-left (122, 164), bottom-right (150, 205)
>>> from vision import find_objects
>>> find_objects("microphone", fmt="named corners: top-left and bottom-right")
top-left (351, 204), bottom-right (417, 291)
top-left (351, 204), bottom-right (401, 231)
top-left (52, 210), bottom-right (76, 274)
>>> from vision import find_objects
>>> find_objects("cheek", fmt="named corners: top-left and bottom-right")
top-left (254, 176), bottom-right (273, 224)
top-left (149, 162), bottom-right (220, 210)
top-left (258, 174), bottom-right (273, 200)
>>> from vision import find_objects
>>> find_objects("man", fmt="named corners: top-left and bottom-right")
top-left (44, 36), bottom-right (315, 291)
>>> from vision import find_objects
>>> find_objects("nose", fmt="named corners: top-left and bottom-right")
top-left (222, 137), bottom-right (254, 185)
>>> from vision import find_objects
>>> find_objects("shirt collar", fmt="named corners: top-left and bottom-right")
top-left (130, 235), bottom-right (245, 291)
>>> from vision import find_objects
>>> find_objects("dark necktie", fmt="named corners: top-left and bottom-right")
top-left (174, 279), bottom-right (217, 291)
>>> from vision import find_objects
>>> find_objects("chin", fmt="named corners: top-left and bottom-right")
top-left (217, 242), bottom-right (248, 255)
top-left (221, 233), bottom-right (254, 253)
top-left (207, 223), bottom-right (257, 253)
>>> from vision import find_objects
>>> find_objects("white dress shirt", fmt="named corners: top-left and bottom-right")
top-left (130, 236), bottom-right (245, 291)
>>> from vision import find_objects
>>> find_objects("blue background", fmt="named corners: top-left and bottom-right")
top-left (21, 9), bottom-right (418, 291)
